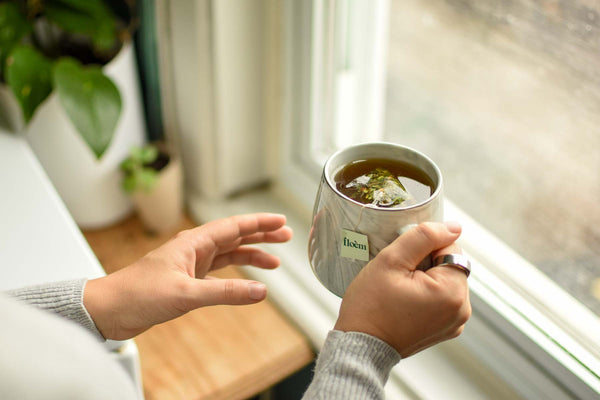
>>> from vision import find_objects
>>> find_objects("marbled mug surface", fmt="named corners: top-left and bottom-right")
top-left (308, 142), bottom-right (443, 297)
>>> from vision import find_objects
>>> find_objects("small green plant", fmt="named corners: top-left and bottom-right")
top-left (120, 145), bottom-right (160, 194)
top-left (0, 0), bottom-right (136, 158)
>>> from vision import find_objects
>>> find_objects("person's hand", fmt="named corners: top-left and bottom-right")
top-left (84, 213), bottom-right (293, 340)
top-left (334, 221), bottom-right (471, 358)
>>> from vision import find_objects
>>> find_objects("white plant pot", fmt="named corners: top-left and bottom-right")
top-left (132, 158), bottom-right (183, 234)
top-left (20, 43), bottom-right (147, 229)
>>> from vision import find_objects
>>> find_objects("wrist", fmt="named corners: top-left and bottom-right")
top-left (334, 316), bottom-right (400, 354)
top-left (83, 277), bottom-right (116, 340)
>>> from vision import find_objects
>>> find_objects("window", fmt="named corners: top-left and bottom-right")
top-left (281, 0), bottom-right (600, 398)
top-left (381, 0), bottom-right (600, 383)
top-left (384, 0), bottom-right (600, 321)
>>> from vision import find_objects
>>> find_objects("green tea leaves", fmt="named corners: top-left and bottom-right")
top-left (345, 167), bottom-right (410, 207)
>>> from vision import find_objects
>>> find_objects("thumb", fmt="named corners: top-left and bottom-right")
top-left (186, 278), bottom-right (268, 307)
top-left (377, 221), bottom-right (462, 270)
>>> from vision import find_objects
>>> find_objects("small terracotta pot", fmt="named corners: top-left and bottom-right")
top-left (132, 157), bottom-right (183, 234)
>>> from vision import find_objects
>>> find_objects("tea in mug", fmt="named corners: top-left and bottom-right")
top-left (334, 158), bottom-right (435, 208)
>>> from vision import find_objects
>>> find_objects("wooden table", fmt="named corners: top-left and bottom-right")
top-left (83, 215), bottom-right (314, 400)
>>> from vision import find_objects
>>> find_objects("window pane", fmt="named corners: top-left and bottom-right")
top-left (383, 0), bottom-right (600, 316)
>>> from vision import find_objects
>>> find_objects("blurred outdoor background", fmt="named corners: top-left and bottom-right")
top-left (383, 0), bottom-right (600, 315)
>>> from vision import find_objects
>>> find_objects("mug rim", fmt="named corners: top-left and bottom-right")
top-left (323, 142), bottom-right (443, 212)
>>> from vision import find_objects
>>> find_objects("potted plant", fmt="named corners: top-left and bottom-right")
top-left (120, 143), bottom-right (183, 234)
top-left (0, 0), bottom-right (147, 228)
top-left (0, 0), bottom-right (137, 156)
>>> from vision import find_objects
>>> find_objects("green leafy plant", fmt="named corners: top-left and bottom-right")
top-left (0, 0), bottom-right (136, 158)
top-left (120, 144), bottom-right (170, 194)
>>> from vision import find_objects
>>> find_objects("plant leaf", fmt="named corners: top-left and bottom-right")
top-left (5, 46), bottom-right (53, 123)
top-left (122, 174), bottom-right (137, 193)
top-left (53, 57), bottom-right (121, 159)
top-left (139, 168), bottom-right (158, 192)
top-left (129, 146), bottom-right (145, 163)
top-left (0, 3), bottom-right (33, 80)
top-left (44, 0), bottom-right (117, 52)
top-left (140, 145), bottom-right (158, 164)
top-left (120, 157), bottom-right (136, 173)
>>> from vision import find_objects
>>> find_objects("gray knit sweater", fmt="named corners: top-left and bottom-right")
top-left (2, 279), bottom-right (400, 399)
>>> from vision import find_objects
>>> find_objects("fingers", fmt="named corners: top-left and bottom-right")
top-left (183, 278), bottom-right (268, 308)
top-left (180, 214), bottom-right (292, 255)
top-left (376, 221), bottom-right (462, 270)
top-left (200, 213), bottom-right (289, 247)
top-left (211, 247), bottom-right (281, 270)
top-left (431, 242), bottom-right (462, 259)
top-left (239, 226), bottom-right (293, 245)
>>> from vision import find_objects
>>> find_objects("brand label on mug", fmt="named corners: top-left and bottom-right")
top-left (340, 229), bottom-right (370, 261)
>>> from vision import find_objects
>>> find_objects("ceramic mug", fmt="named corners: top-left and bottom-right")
top-left (308, 142), bottom-right (444, 297)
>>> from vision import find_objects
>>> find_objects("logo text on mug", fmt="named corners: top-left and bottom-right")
top-left (340, 229), bottom-right (370, 261)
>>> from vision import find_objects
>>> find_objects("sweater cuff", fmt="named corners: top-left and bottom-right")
top-left (5, 278), bottom-right (105, 341)
top-left (303, 330), bottom-right (401, 399)
top-left (324, 330), bottom-right (401, 377)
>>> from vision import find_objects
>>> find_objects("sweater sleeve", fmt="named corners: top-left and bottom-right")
top-left (302, 330), bottom-right (401, 399)
top-left (5, 278), bottom-right (105, 341)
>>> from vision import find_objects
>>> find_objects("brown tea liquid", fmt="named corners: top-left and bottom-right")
top-left (334, 158), bottom-right (435, 207)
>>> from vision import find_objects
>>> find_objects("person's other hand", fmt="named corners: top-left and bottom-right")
top-left (84, 213), bottom-right (293, 340)
top-left (334, 221), bottom-right (471, 358)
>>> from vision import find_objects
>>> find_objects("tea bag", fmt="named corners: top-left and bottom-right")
top-left (345, 168), bottom-right (416, 207)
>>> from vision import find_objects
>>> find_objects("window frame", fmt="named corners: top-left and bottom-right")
top-left (279, 0), bottom-right (600, 398)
